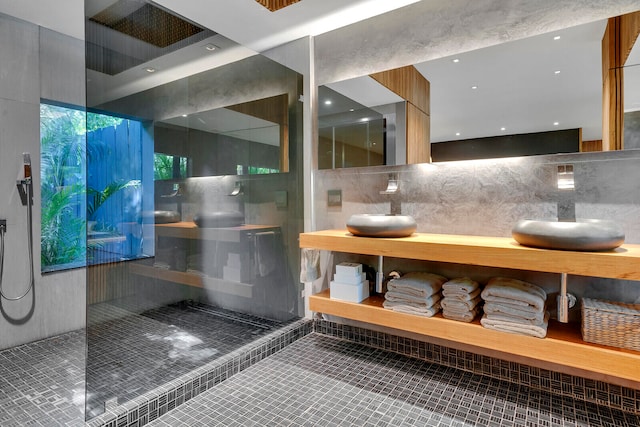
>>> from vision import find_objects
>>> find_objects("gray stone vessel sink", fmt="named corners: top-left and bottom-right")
top-left (347, 214), bottom-right (417, 238)
top-left (194, 211), bottom-right (244, 228)
top-left (512, 219), bottom-right (625, 251)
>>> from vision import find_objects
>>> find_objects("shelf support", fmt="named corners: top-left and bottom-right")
top-left (557, 272), bottom-right (576, 323)
top-left (376, 255), bottom-right (384, 293)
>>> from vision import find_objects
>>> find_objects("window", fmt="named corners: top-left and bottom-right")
top-left (40, 102), bottom-right (145, 272)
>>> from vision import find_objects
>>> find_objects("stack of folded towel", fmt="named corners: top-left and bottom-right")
top-left (441, 277), bottom-right (482, 322)
top-left (383, 272), bottom-right (448, 317)
top-left (480, 277), bottom-right (549, 338)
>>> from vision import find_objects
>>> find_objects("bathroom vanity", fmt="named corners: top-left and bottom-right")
top-left (300, 229), bottom-right (640, 388)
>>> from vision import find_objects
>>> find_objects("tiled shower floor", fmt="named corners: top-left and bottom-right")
top-left (148, 333), bottom-right (640, 427)
top-left (86, 300), bottom-right (293, 417)
top-left (0, 301), bottom-right (296, 426)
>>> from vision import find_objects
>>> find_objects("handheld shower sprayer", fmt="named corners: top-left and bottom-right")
top-left (1, 153), bottom-right (35, 301)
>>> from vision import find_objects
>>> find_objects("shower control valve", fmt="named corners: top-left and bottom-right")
top-left (0, 219), bottom-right (6, 233)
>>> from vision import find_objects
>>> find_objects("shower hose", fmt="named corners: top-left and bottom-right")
top-left (0, 181), bottom-right (35, 300)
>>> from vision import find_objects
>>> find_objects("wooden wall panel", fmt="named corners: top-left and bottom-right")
top-left (406, 103), bottom-right (430, 164)
top-left (255, 0), bottom-right (300, 12)
top-left (370, 65), bottom-right (431, 163)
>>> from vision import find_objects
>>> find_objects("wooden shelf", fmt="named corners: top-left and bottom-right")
top-left (310, 289), bottom-right (640, 388)
top-left (300, 229), bottom-right (640, 280)
top-left (130, 263), bottom-right (253, 298)
top-left (155, 222), bottom-right (279, 243)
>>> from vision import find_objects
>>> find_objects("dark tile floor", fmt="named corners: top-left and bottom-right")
top-left (148, 333), bottom-right (640, 427)
top-left (86, 300), bottom-right (292, 417)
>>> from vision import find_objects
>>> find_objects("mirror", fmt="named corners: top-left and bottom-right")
top-left (319, 17), bottom-right (612, 164)
top-left (89, 52), bottom-right (302, 177)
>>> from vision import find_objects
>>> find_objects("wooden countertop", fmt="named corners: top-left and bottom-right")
top-left (300, 229), bottom-right (640, 280)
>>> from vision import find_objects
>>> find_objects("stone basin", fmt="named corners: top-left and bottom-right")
top-left (346, 214), bottom-right (417, 238)
top-left (193, 211), bottom-right (244, 228)
top-left (512, 219), bottom-right (625, 251)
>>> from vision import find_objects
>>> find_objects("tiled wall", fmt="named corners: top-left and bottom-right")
top-left (315, 320), bottom-right (640, 415)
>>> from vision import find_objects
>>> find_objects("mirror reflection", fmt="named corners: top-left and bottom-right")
top-left (319, 17), bottom-right (625, 164)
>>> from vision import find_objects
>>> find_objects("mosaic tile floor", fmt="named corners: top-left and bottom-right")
top-left (149, 333), bottom-right (640, 427)
top-left (0, 301), bottom-right (296, 426)
top-left (86, 301), bottom-right (295, 418)
top-left (0, 330), bottom-right (85, 427)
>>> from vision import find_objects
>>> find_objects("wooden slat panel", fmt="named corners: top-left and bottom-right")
top-left (406, 103), bottom-right (430, 163)
top-left (255, 0), bottom-right (300, 12)
top-left (370, 65), bottom-right (430, 114)
top-left (309, 289), bottom-right (640, 389)
top-left (299, 229), bottom-right (640, 280)
top-left (580, 140), bottom-right (603, 152)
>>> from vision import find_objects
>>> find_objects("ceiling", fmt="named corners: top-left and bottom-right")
top-left (1, 1), bottom-right (637, 146)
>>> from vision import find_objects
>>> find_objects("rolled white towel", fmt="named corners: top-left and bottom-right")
top-left (382, 300), bottom-right (441, 317)
top-left (387, 272), bottom-right (448, 298)
top-left (483, 302), bottom-right (545, 323)
top-left (480, 312), bottom-right (549, 338)
top-left (442, 277), bottom-right (479, 294)
top-left (481, 277), bottom-right (546, 312)
top-left (443, 308), bottom-right (479, 323)
top-left (441, 295), bottom-right (482, 311)
top-left (442, 287), bottom-right (482, 301)
top-left (385, 291), bottom-right (441, 308)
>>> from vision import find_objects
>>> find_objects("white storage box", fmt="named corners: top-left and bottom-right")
top-left (334, 272), bottom-right (367, 285)
top-left (335, 262), bottom-right (363, 276)
top-left (330, 280), bottom-right (369, 303)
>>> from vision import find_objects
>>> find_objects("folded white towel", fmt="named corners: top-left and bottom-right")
top-left (442, 287), bottom-right (482, 301)
top-left (382, 300), bottom-right (441, 317)
top-left (484, 312), bottom-right (545, 326)
top-left (442, 277), bottom-right (479, 294)
top-left (483, 302), bottom-right (545, 322)
top-left (387, 272), bottom-right (448, 298)
top-left (441, 295), bottom-right (482, 311)
top-left (480, 312), bottom-right (549, 338)
top-left (443, 308), bottom-right (479, 323)
top-left (481, 277), bottom-right (546, 311)
top-left (385, 291), bottom-right (441, 308)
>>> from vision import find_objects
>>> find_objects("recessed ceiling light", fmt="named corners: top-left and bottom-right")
top-left (181, 114), bottom-right (188, 117)
top-left (360, 118), bottom-right (369, 122)
top-left (349, 108), bottom-right (355, 112)
top-left (554, 70), bottom-right (561, 75)
top-left (144, 67), bottom-right (156, 73)
top-left (204, 43), bottom-right (219, 51)
top-left (471, 85), bottom-right (478, 90)
top-left (553, 35), bottom-right (561, 40)
top-left (553, 122), bottom-right (560, 126)
top-left (324, 100), bottom-right (332, 105)
top-left (455, 132), bottom-right (461, 136)
top-left (452, 58), bottom-right (460, 63)
top-left (500, 127), bottom-right (506, 131)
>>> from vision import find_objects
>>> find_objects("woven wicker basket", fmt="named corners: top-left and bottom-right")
top-left (581, 298), bottom-right (640, 351)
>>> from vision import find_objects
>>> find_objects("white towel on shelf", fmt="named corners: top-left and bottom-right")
top-left (385, 291), bottom-right (441, 308)
top-left (481, 277), bottom-right (547, 311)
top-left (383, 300), bottom-right (441, 317)
top-left (443, 308), bottom-right (479, 323)
top-left (484, 311), bottom-right (546, 326)
top-left (442, 277), bottom-right (480, 294)
top-left (480, 312), bottom-right (549, 338)
top-left (483, 302), bottom-right (545, 323)
top-left (442, 287), bottom-right (482, 301)
top-left (387, 272), bottom-right (448, 298)
top-left (441, 295), bottom-right (482, 312)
